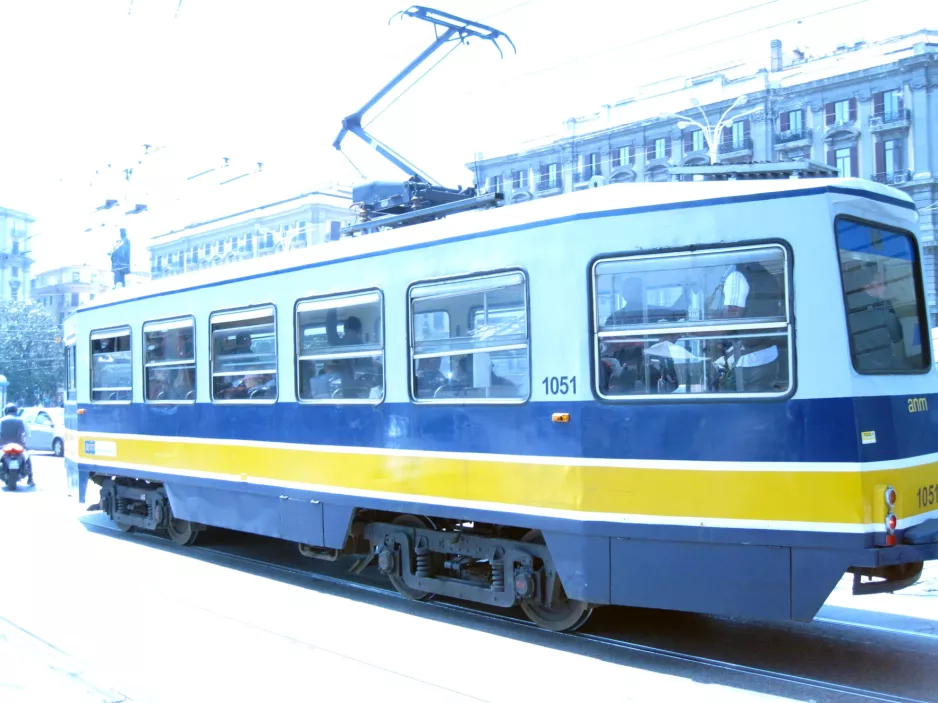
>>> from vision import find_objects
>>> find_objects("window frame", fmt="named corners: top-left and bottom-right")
top-left (834, 99), bottom-right (851, 123)
top-left (833, 215), bottom-right (931, 376)
top-left (65, 343), bottom-right (78, 401)
top-left (209, 303), bottom-right (279, 404)
top-left (142, 315), bottom-right (197, 405)
top-left (89, 325), bottom-right (133, 405)
top-left (589, 241), bottom-right (796, 403)
top-left (294, 288), bottom-right (386, 405)
top-left (691, 130), bottom-right (705, 153)
top-left (407, 268), bottom-right (532, 405)
top-left (883, 89), bottom-right (901, 117)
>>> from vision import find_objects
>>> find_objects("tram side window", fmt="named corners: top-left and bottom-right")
top-left (593, 245), bottom-right (792, 397)
top-left (211, 307), bottom-right (277, 401)
top-left (65, 344), bottom-right (77, 401)
top-left (410, 271), bottom-right (529, 401)
top-left (296, 291), bottom-right (384, 402)
top-left (90, 328), bottom-right (132, 402)
top-left (144, 318), bottom-right (196, 402)
top-left (836, 219), bottom-right (929, 373)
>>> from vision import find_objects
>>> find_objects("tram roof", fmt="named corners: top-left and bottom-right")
top-left (81, 177), bottom-right (913, 313)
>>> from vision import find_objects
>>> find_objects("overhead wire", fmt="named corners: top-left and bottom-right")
top-left (509, 0), bottom-right (876, 84)
top-left (514, 0), bottom-right (785, 80)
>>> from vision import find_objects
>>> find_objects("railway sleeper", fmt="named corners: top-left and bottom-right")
top-left (364, 521), bottom-right (553, 610)
top-left (97, 477), bottom-right (205, 546)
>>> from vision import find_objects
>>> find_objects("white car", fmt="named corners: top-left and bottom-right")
top-left (18, 407), bottom-right (65, 457)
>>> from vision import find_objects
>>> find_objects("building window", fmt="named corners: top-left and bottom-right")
top-left (409, 271), bottom-right (530, 402)
top-left (691, 130), bottom-right (705, 152)
top-left (72, 271), bottom-right (80, 283)
top-left (11, 267), bottom-right (17, 278)
top-left (883, 90), bottom-right (901, 118)
top-left (512, 170), bottom-right (529, 189)
top-left (143, 317), bottom-right (196, 402)
top-left (540, 163), bottom-right (560, 188)
top-left (91, 328), bottom-right (132, 402)
top-left (654, 138), bottom-right (666, 160)
top-left (828, 146), bottom-right (857, 178)
top-left (836, 218), bottom-right (928, 373)
top-left (593, 244), bottom-right (791, 398)
top-left (295, 290), bottom-right (384, 402)
top-left (834, 100), bottom-right (850, 123)
top-left (612, 146), bottom-right (634, 169)
top-left (582, 152), bottom-right (601, 179)
top-left (884, 140), bottom-right (899, 172)
top-left (826, 99), bottom-right (856, 125)
top-left (487, 175), bottom-right (503, 193)
top-left (70, 293), bottom-right (79, 307)
top-left (297, 221), bottom-right (308, 246)
top-left (11, 242), bottom-right (18, 254)
top-left (210, 306), bottom-right (277, 401)
top-left (780, 109), bottom-right (803, 133)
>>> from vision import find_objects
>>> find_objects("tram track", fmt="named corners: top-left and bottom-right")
top-left (81, 515), bottom-right (936, 703)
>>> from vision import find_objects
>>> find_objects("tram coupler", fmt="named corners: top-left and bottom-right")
top-left (849, 562), bottom-right (924, 595)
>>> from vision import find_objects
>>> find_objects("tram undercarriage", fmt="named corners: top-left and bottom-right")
top-left (90, 475), bottom-right (593, 632)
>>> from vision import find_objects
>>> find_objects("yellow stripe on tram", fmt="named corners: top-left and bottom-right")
top-left (76, 434), bottom-right (938, 525)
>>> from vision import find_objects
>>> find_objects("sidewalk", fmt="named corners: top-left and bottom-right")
top-left (0, 616), bottom-right (133, 703)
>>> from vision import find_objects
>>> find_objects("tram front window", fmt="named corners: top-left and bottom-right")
top-left (593, 244), bottom-right (792, 397)
top-left (836, 218), bottom-right (930, 373)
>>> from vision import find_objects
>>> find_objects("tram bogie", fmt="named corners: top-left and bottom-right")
top-left (95, 476), bottom-right (205, 546)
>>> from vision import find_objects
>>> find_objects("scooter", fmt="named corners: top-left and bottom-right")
top-left (0, 443), bottom-right (29, 490)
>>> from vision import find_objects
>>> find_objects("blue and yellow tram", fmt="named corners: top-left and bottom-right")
top-left (64, 177), bottom-right (938, 631)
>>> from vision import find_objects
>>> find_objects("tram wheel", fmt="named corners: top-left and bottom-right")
top-left (519, 529), bottom-right (593, 632)
top-left (166, 517), bottom-right (200, 547)
top-left (387, 514), bottom-right (436, 602)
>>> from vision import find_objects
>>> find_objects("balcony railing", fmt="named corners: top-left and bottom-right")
top-left (870, 108), bottom-right (911, 129)
top-left (718, 138), bottom-right (753, 155)
top-left (536, 178), bottom-right (562, 192)
top-left (872, 170), bottom-right (912, 186)
top-left (776, 128), bottom-right (813, 145)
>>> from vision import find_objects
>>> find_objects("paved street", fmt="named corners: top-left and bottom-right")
top-left (2, 454), bottom-right (937, 703)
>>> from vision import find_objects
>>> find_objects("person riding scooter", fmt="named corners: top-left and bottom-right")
top-left (0, 403), bottom-right (34, 486)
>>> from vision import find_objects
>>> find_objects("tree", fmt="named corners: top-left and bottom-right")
top-left (0, 300), bottom-right (64, 405)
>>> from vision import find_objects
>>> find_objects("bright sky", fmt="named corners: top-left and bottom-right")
top-left (0, 0), bottom-right (932, 271)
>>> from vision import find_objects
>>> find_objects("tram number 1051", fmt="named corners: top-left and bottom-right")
top-left (917, 483), bottom-right (938, 509)
top-left (543, 376), bottom-right (577, 396)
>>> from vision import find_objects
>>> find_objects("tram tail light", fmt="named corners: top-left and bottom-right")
top-left (885, 512), bottom-right (898, 546)
top-left (884, 486), bottom-right (897, 508)
top-left (883, 486), bottom-right (898, 546)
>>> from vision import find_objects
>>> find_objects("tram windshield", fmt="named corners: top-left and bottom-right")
top-left (836, 218), bottom-right (930, 373)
